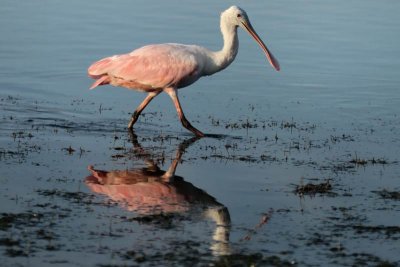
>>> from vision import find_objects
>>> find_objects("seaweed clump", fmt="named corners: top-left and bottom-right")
top-left (294, 180), bottom-right (333, 196)
top-left (373, 190), bottom-right (400, 200)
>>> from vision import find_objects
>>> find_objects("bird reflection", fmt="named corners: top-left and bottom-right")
top-left (85, 131), bottom-right (231, 255)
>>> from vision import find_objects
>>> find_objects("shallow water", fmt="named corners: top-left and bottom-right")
top-left (1, 1), bottom-right (400, 266)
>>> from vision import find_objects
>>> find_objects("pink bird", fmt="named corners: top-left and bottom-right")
top-left (88, 6), bottom-right (280, 137)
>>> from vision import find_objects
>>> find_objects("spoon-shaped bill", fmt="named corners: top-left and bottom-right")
top-left (241, 21), bottom-right (280, 71)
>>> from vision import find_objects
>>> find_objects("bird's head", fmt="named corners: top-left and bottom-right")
top-left (222, 6), bottom-right (280, 71)
top-left (222, 6), bottom-right (250, 27)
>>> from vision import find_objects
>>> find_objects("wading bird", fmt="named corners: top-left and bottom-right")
top-left (88, 6), bottom-right (280, 137)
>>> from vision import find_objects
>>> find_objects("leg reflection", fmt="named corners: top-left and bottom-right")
top-left (86, 132), bottom-right (231, 255)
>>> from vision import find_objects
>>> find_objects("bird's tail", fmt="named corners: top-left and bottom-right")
top-left (88, 56), bottom-right (116, 89)
top-left (89, 75), bottom-right (110, 90)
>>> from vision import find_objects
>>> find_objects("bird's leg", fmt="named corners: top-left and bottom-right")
top-left (165, 88), bottom-right (204, 137)
top-left (128, 91), bottom-right (161, 129)
top-left (161, 136), bottom-right (200, 182)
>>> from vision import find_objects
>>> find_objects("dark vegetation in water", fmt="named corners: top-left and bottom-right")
top-left (126, 213), bottom-right (187, 229)
top-left (106, 248), bottom-right (298, 267)
top-left (212, 253), bottom-right (296, 267)
top-left (36, 189), bottom-right (118, 207)
top-left (351, 225), bottom-right (400, 237)
top-left (373, 190), bottom-right (400, 200)
top-left (0, 212), bottom-right (63, 257)
top-left (294, 179), bottom-right (333, 196)
top-left (349, 156), bottom-right (391, 166)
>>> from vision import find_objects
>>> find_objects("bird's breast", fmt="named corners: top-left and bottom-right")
top-left (176, 68), bottom-right (201, 88)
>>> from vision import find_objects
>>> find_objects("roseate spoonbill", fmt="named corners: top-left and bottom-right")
top-left (88, 6), bottom-right (280, 137)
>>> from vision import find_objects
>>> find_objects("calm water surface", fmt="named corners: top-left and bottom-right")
top-left (1, 1), bottom-right (399, 266)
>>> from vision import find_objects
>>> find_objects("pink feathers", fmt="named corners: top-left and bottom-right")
top-left (88, 44), bottom-right (199, 91)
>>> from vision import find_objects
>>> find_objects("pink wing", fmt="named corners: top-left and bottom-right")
top-left (88, 44), bottom-right (200, 90)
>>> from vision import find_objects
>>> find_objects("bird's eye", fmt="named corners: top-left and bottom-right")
top-left (237, 14), bottom-right (242, 18)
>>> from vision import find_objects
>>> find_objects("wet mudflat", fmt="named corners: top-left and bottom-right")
top-left (1, 0), bottom-right (400, 266)
top-left (1, 94), bottom-right (399, 266)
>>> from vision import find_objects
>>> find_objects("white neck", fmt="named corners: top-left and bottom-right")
top-left (205, 18), bottom-right (239, 75)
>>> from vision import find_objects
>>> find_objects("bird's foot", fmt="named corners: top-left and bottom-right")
top-left (180, 117), bottom-right (204, 137)
top-left (127, 111), bottom-right (140, 129)
top-left (127, 120), bottom-right (134, 130)
top-left (193, 128), bottom-right (205, 137)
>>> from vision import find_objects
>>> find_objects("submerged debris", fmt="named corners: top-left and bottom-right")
top-left (294, 180), bottom-right (333, 196)
top-left (373, 190), bottom-right (400, 200)
top-left (350, 253), bottom-right (398, 267)
top-left (0, 212), bottom-right (44, 230)
top-left (35, 189), bottom-right (102, 206)
top-left (127, 213), bottom-right (186, 229)
top-left (349, 158), bottom-right (368, 165)
top-left (111, 154), bottom-right (126, 159)
top-left (349, 156), bottom-right (390, 166)
top-left (352, 225), bottom-right (400, 237)
top-left (213, 253), bottom-right (296, 267)
top-left (62, 146), bottom-right (75, 154)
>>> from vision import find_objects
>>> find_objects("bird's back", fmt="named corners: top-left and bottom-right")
top-left (88, 44), bottom-right (205, 91)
